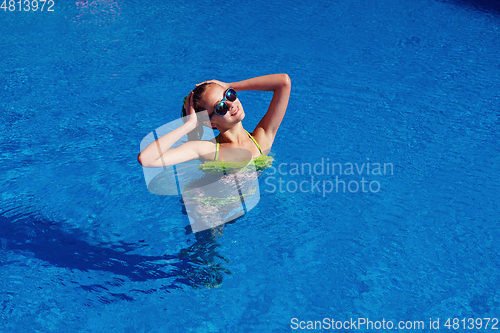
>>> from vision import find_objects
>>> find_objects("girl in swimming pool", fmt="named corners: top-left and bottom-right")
top-left (138, 74), bottom-right (290, 232)
top-left (137, 73), bottom-right (291, 168)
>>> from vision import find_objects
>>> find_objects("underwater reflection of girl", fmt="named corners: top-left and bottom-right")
top-left (174, 223), bottom-right (232, 289)
top-left (138, 74), bottom-right (291, 232)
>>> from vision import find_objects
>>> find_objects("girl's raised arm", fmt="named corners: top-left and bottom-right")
top-left (232, 74), bottom-right (291, 144)
top-left (137, 92), bottom-right (203, 168)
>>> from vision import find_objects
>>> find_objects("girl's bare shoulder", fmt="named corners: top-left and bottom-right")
top-left (195, 139), bottom-right (218, 161)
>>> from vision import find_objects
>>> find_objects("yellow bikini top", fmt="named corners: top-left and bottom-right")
top-left (198, 130), bottom-right (274, 174)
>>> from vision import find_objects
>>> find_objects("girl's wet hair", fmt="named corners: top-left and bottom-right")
top-left (181, 82), bottom-right (215, 140)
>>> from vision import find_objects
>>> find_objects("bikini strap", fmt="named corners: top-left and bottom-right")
top-left (215, 135), bottom-right (226, 173)
top-left (215, 135), bottom-right (220, 161)
top-left (245, 130), bottom-right (263, 155)
top-left (214, 131), bottom-right (262, 162)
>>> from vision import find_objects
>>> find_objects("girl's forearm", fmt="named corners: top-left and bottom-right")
top-left (230, 74), bottom-right (290, 92)
top-left (138, 121), bottom-right (197, 166)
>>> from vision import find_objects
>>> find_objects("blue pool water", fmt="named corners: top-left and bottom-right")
top-left (1, 0), bottom-right (499, 332)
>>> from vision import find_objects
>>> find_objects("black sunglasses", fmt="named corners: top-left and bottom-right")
top-left (210, 87), bottom-right (237, 118)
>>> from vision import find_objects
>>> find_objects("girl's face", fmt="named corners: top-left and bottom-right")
top-left (200, 84), bottom-right (245, 129)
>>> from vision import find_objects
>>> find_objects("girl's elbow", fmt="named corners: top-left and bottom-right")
top-left (137, 153), bottom-right (154, 167)
top-left (137, 153), bottom-right (145, 166)
top-left (281, 73), bottom-right (291, 87)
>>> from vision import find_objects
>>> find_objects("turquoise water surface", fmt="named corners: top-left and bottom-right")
top-left (1, 0), bottom-right (499, 332)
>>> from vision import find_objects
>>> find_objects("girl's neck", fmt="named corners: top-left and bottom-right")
top-left (218, 122), bottom-right (247, 144)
